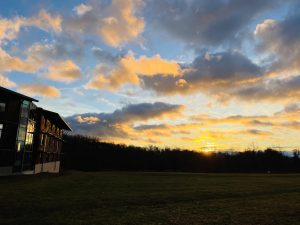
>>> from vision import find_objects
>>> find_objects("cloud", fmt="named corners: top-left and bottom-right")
top-left (190, 114), bottom-right (276, 128)
top-left (66, 104), bottom-right (300, 147)
top-left (122, 53), bottom-right (182, 76)
top-left (46, 60), bottom-right (81, 83)
top-left (27, 42), bottom-right (83, 62)
top-left (0, 48), bottom-right (37, 73)
top-left (66, 102), bottom-right (185, 138)
top-left (134, 124), bottom-right (168, 131)
top-left (94, 102), bottom-right (185, 123)
top-left (275, 103), bottom-right (300, 116)
top-left (25, 9), bottom-right (62, 33)
top-left (92, 47), bottom-right (122, 64)
top-left (12, 42), bottom-right (83, 82)
top-left (18, 84), bottom-right (60, 98)
top-left (273, 104), bottom-right (300, 126)
top-left (254, 8), bottom-right (300, 76)
top-left (142, 51), bottom-right (262, 98)
top-left (192, 114), bottom-right (261, 122)
top-left (86, 52), bottom-right (182, 90)
top-left (0, 9), bottom-right (62, 43)
top-left (99, 0), bottom-right (144, 47)
top-left (86, 50), bottom-right (266, 104)
top-left (134, 121), bottom-right (274, 145)
top-left (248, 120), bottom-right (273, 126)
top-left (232, 75), bottom-right (300, 103)
top-left (0, 43), bottom-right (82, 82)
top-left (190, 110), bottom-right (300, 133)
top-left (148, 0), bottom-right (279, 47)
top-left (66, 0), bottom-right (144, 47)
top-left (76, 115), bottom-right (100, 124)
top-left (73, 4), bottom-right (93, 16)
top-left (282, 121), bottom-right (300, 130)
top-left (0, 17), bottom-right (24, 42)
top-left (133, 123), bottom-right (195, 137)
top-left (0, 74), bottom-right (16, 88)
top-left (0, 11), bottom-right (64, 76)
top-left (240, 129), bottom-right (273, 136)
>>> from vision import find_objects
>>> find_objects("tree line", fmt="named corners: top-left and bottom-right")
top-left (62, 135), bottom-right (300, 173)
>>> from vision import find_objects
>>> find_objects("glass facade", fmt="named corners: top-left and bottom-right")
top-left (14, 101), bottom-right (37, 172)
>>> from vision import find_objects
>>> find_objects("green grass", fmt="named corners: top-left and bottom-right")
top-left (0, 172), bottom-right (300, 225)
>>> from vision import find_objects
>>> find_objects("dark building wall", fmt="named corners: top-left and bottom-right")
top-left (0, 93), bottom-right (21, 123)
top-left (0, 94), bottom-right (22, 168)
top-left (0, 93), bottom-right (22, 150)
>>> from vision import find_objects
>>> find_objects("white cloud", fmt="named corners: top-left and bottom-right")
top-left (76, 115), bottom-right (100, 124)
top-left (73, 3), bottom-right (93, 16)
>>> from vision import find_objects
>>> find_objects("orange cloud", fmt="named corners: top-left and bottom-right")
top-left (18, 84), bottom-right (60, 98)
top-left (0, 48), bottom-right (37, 73)
top-left (25, 9), bottom-right (62, 33)
top-left (0, 10), bottom-right (61, 42)
top-left (0, 75), bottom-right (16, 88)
top-left (121, 54), bottom-right (181, 76)
top-left (67, 107), bottom-right (300, 150)
top-left (98, 0), bottom-right (144, 47)
top-left (0, 18), bottom-right (23, 41)
top-left (67, 0), bottom-right (144, 47)
top-left (254, 19), bottom-right (278, 36)
top-left (46, 60), bottom-right (81, 83)
top-left (86, 53), bottom-right (182, 90)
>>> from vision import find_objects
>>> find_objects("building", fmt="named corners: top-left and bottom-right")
top-left (0, 86), bottom-right (71, 175)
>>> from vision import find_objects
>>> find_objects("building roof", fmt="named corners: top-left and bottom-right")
top-left (0, 87), bottom-right (71, 131)
top-left (0, 86), bottom-right (38, 102)
top-left (40, 108), bottom-right (72, 131)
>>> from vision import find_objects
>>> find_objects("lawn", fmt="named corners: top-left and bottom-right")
top-left (0, 172), bottom-right (300, 225)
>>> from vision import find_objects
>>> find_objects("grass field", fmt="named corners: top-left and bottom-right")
top-left (0, 172), bottom-right (300, 225)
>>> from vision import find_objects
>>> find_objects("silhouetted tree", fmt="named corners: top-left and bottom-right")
top-left (62, 135), bottom-right (300, 173)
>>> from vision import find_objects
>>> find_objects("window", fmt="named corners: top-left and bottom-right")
top-left (0, 124), bottom-right (3, 139)
top-left (0, 103), bottom-right (5, 112)
top-left (20, 101), bottom-right (29, 121)
top-left (17, 124), bottom-right (27, 141)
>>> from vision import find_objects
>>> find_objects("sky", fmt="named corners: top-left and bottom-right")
top-left (1, 0), bottom-right (300, 151)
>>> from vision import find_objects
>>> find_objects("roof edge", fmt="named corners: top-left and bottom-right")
top-left (0, 86), bottom-right (38, 102)
top-left (39, 108), bottom-right (72, 131)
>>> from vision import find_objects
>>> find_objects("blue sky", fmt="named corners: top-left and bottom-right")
top-left (1, 0), bottom-right (300, 150)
